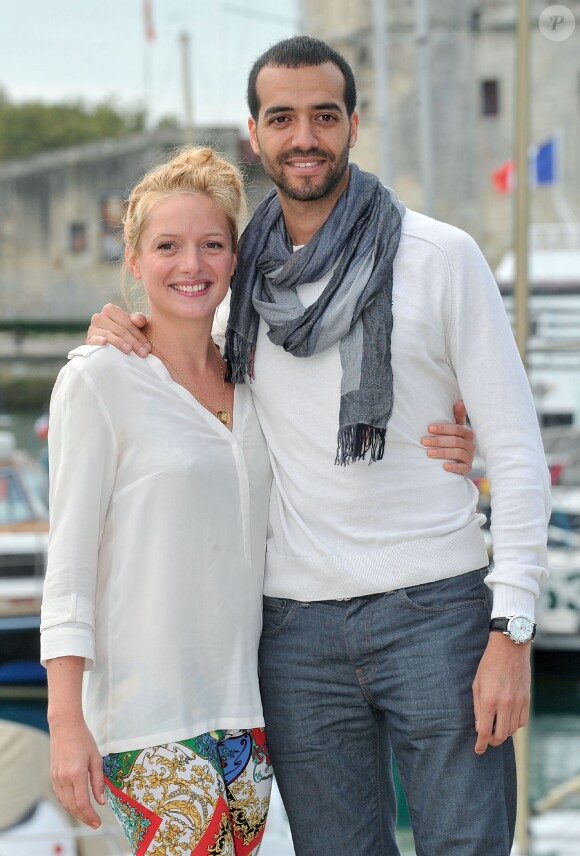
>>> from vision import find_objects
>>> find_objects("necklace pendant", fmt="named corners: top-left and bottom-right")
top-left (217, 410), bottom-right (231, 425)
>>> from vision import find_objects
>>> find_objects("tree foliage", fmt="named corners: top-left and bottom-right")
top-left (0, 93), bottom-right (149, 161)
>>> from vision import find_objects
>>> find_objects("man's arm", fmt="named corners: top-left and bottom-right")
top-left (88, 306), bottom-right (477, 472)
top-left (446, 228), bottom-right (550, 754)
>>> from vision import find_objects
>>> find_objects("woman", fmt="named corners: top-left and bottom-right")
top-left (41, 147), bottom-right (273, 855)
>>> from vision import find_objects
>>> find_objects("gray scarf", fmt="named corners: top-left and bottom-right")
top-left (225, 163), bottom-right (405, 465)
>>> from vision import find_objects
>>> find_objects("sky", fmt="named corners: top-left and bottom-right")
top-left (0, 0), bottom-right (300, 132)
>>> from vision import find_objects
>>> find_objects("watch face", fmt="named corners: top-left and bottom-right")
top-left (508, 616), bottom-right (533, 643)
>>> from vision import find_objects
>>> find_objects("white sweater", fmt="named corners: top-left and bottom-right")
top-left (248, 208), bottom-right (550, 619)
top-left (41, 345), bottom-right (272, 756)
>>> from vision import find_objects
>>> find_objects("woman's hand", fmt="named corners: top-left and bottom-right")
top-left (49, 718), bottom-right (107, 828)
top-left (421, 400), bottom-right (476, 475)
top-left (46, 655), bottom-right (106, 828)
top-left (87, 303), bottom-right (150, 357)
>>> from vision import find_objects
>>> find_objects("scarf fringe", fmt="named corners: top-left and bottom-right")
top-left (225, 331), bottom-right (255, 383)
top-left (335, 424), bottom-right (386, 467)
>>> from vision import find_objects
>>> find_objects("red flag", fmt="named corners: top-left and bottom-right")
top-left (491, 160), bottom-right (515, 194)
top-left (143, 0), bottom-right (156, 42)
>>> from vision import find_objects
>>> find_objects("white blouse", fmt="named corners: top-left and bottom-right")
top-left (41, 345), bottom-right (272, 756)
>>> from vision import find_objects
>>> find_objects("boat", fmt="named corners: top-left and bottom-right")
top-left (0, 431), bottom-right (48, 680)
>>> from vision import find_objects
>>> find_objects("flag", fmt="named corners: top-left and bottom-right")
top-left (492, 160), bottom-right (515, 194)
top-left (491, 138), bottom-right (557, 193)
top-left (143, 0), bottom-right (155, 42)
top-left (529, 138), bottom-right (556, 185)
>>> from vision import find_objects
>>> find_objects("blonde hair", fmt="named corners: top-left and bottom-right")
top-left (122, 146), bottom-right (246, 310)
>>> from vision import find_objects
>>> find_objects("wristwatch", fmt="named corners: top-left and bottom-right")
top-left (489, 616), bottom-right (536, 644)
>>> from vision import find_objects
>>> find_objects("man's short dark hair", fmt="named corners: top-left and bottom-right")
top-left (247, 36), bottom-right (357, 120)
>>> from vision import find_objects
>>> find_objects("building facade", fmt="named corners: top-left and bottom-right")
top-left (305, 0), bottom-right (580, 265)
top-left (0, 130), bottom-right (270, 325)
top-left (304, 0), bottom-right (580, 426)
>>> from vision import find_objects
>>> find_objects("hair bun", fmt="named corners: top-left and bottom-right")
top-left (179, 146), bottom-right (214, 169)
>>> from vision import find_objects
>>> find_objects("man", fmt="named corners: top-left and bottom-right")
top-left (89, 37), bottom-right (549, 856)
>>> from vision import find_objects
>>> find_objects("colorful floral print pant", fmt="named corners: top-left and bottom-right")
top-left (103, 727), bottom-right (272, 855)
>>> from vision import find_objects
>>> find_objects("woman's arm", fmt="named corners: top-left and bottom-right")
top-left (46, 656), bottom-right (106, 828)
top-left (41, 357), bottom-right (118, 823)
top-left (41, 359), bottom-right (118, 669)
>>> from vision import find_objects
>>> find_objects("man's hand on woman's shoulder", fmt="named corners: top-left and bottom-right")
top-left (87, 304), bottom-right (150, 357)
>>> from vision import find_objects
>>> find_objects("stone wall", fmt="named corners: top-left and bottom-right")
top-left (305, 0), bottom-right (580, 265)
top-left (0, 130), bottom-right (271, 324)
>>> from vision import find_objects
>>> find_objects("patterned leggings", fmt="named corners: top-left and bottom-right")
top-left (103, 727), bottom-right (272, 855)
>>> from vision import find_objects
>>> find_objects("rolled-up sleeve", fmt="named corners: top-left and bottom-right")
top-left (40, 360), bottom-right (117, 668)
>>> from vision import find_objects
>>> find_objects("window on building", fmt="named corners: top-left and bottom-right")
top-left (541, 412), bottom-right (574, 428)
top-left (357, 95), bottom-right (370, 119)
top-left (70, 222), bottom-right (87, 253)
top-left (481, 79), bottom-right (500, 117)
top-left (356, 43), bottom-right (370, 68)
top-left (101, 194), bottom-right (126, 262)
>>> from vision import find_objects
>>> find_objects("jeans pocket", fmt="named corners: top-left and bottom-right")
top-left (261, 595), bottom-right (300, 637)
top-left (397, 567), bottom-right (490, 613)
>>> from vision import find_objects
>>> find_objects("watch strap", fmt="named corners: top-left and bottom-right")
top-left (489, 616), bottom-right (536, 640)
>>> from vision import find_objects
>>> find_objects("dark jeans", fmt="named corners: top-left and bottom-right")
top-left (259, 568), bottom-right (516, 855)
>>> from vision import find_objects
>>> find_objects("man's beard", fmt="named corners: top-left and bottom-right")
top-left (260, 142), bottom-right (350, 202)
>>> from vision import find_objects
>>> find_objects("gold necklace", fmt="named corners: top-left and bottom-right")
top-left (144, 332), bottom-right (231, 425)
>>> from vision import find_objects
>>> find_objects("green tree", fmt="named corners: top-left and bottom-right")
top-left (0, 96), bottom-right (152, 161)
